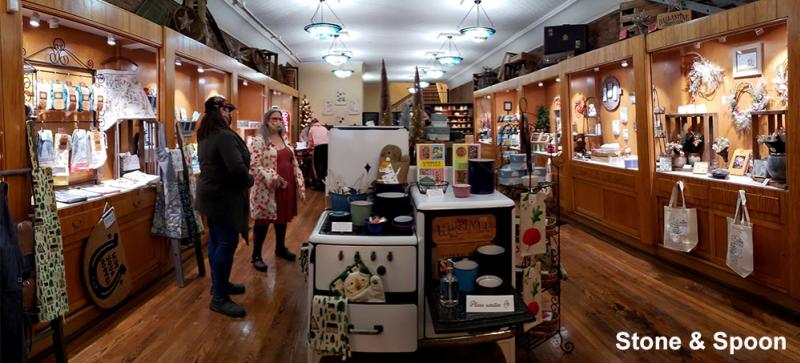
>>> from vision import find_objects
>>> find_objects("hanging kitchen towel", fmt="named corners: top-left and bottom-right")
top-left (25, 122), bottom-right (69, 322)
top-left (343, 271), bottom-right (385, 303)
top-left (519, 191), bottom-right (547, 256)
top-left (152, 124), bottom-right (186, 239)
top-left (70, 129), bottom-right (91, 172)
top-left (52, 132), bottom-right (71, 186)
top-left (663, 181), bottom-right (698, 252)
top-left (88, 130), bottom-right (107, 170)
top-left (37, 129), bottom-right (55, 168)
top-left (94, 70), bottom-right (156, 131)
top-left (329, 254), bottom-right (370, 296)
top-left (522, 261), bottom-right (543, 332)
top-left (726, 190), bottom-right (753, 278)
top-left (309, 295), bottom-right (350, 359)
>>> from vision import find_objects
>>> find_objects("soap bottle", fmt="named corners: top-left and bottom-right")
top-left (439, 259), bottom-right (459, 308)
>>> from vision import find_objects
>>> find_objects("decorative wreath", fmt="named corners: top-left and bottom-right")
top-left (772, 58), bottom-right (788, 107)
top-left (686, 53), bottom-right (725, 102)
top-left (727, 80), bottom-right (770, 131)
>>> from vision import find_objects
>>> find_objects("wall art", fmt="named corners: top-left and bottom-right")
top-left (731, 42), bottom-right (763, 79)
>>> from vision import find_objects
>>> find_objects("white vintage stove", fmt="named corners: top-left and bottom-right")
top-left (307, 211), bottom-right (419, 358)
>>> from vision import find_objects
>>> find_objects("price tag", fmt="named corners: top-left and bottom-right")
top-left (762, 178), bottom-right (771, 186)
top-left (465, 295), bottom-right (515, 313)
top-left (427, 189), bottom-right (444, 201)
top-left (102, 209), bottom-right (116, 228)
top-left (331, 222), bottom-right (353, 233)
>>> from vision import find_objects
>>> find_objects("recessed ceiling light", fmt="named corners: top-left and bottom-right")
top-left (555, 77), bottom-right (560, 83)
top-left (538, 82), bottom-right (544, 87)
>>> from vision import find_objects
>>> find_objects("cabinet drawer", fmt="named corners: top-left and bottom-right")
top-left (313, 244), bottom-right (416, 293)
top-left (349, 304), bottom-right (417, 353)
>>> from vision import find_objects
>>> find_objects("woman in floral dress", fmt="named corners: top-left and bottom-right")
top-left (248, 109), bottom-right (306, 272)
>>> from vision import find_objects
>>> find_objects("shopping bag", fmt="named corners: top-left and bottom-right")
top-left (663, 181), bottom-right (698, 252)
top-left (726, 190), bottom-right (753, 278)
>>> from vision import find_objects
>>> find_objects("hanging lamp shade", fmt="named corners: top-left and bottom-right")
top-left (424, 68), bottom-right (445, 79)
top-left (305, 0), bottom-right (344, 41)
top-left (332, 67), bottom-right (354, 78)
top-left (436, 35), bottom-right (464, 66)
top-left (419, 81), bottom-right (430, 88)
top-left (457, 0), bottom-right (496, 42)
top-left (407, 87), bottom-right (417, 94)
top-left (322, 34), bottom-right (352, 66)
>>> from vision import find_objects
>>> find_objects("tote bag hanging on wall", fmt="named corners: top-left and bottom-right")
top-left (663, 181), bottom-right (698, 252)
top-left (726, 190), bottom-right (753, 278)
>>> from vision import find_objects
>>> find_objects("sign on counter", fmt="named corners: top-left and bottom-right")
top-left (466, 295), bottom-right (515, 313)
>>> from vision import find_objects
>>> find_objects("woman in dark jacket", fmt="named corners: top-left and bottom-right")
top-left (195, 96), bottom-right (254, 318)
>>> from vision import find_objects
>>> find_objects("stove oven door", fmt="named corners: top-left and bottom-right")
top-left (311, 243), bottom-right (418, 352)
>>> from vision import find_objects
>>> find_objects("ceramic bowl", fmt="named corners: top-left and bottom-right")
top-left (453, 183), bottom-right (471, 198)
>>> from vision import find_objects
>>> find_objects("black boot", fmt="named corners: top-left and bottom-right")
top-left (252, 224), bottom-right (269, 272)
top-left (209, 297), bottom-right (246, 318)
top-left (274, 223), bottom-right (296, 261)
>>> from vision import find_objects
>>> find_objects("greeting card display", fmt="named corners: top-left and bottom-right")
top-left (416, 144), bottom-right (446, 183)
top-left (452, 143), bottom-right (480, 184)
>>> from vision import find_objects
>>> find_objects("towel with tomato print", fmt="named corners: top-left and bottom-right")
top-left (519, 192), bottom-right (547, 256)
top-left (523, 261), bottom-right (543, 331)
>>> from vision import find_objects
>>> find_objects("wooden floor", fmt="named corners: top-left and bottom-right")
top-left (55, 190), bottom-right (800, 362)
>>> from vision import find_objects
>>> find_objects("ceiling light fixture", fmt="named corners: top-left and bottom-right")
top-left (407, 87), bottom-right (417, 94)
top-left (175, 58), bottom-right (182, 66)
top-left (304, 0), bottom-right (344, 41)
top-left (322, 34), bottom-right (352, 66)
top-left (243, 79), bottom-right (249, 86)
top-left (754, 27), bottom-right (764, 36)
top-left (555, 77), bottom-right (560, 83)
top-left (457, 0), bottom-right (496, 42)
top-left (621, 60), bottom-right (629, 68)
top-left (48, 18), bottom-right (59, 29)
top-left (424, 68), bottom-right (445, 79)
top-left (436, 35), bottom-right (464, 66)
top-left (29, 12), bottom-right (40, 27)
top-left (107, 35), bottom-right (116, 46)
top-left (332, 67), bottom-right (354, 78)
top-left (538, 82), bottom-right (544, 87)
top-left (419, 81), bottom-right (430, 88)
top-left (197, 65), bottom-right (205, 73)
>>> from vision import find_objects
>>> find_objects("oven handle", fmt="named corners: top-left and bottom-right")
top-left (348, 324), bottom-right (384, 335)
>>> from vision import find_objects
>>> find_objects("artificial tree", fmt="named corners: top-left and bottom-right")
top-left (380, 59), bottom-right (392, 126)
top-left (535, 105), bottom-right (549, 131)
top-left (299, 95), bottom-right (313, 129)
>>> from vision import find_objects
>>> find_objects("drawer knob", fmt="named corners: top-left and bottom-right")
top-left (370, 251), bottom-right (377, 261)
top-left (377, 265), bottom-right (386, 276)
top-left (387, 252), bottom-right (393, 262)
top-left (338, 251), bottom-right (343, 261)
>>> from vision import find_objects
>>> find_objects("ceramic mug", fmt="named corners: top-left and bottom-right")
top-left (453, 259), bottom-right (479, 293)
top-left (350, 200), bottom-right (373, 227)
top-left (476, 244), bottom-right (505, 277)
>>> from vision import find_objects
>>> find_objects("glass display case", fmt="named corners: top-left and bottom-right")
top-left (568, 58), bottom-right (638, 170)
top-left (474, 94), bottom-right (493, 144)
top-left (236, 77), bottom-right (266, 141)
top-left (522, 77), bottom-right (562, 163)
top-left (650, 21), bottom-right (788, 189)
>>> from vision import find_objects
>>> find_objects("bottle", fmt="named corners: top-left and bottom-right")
top-left (439, 260), bottom-right (459, 308)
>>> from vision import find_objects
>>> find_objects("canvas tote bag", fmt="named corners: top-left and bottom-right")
top-left (663, 181), bottom-right (698, 252)
top-left (726, 190), bottom-right (753, 278)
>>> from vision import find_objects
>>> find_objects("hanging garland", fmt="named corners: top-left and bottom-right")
top-left (726, 80), bottom-right (770, 131)
top-left (772, 58), bottom-right (788, 107)
top-left (686, 53), bottom-right (725, 102)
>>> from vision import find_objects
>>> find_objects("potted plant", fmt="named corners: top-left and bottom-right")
top-left (757, 128), bottom-right (787, 181)
top-left (682, 131), bottom-right (704, 166)
top-left (666, 142), bottom-right (686, 169)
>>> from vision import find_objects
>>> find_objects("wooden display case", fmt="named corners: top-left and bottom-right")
top-left (269, 90), bottom-right (299, 142)
top-left (174, 58), bottom-right (230, 145)
top-left (234, 77), bottom-right (266, 141)
top-left (522, 77), bottom-right (562, 166)
top-left (430, 103), bottom-right (474, 135)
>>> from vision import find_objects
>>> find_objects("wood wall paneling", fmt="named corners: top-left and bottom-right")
top-left (785, 0), bottom-right (800, 300)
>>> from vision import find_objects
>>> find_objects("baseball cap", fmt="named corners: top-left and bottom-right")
top-left (204, 95), bottom-right (236, 112)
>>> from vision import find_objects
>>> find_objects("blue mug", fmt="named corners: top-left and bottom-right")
top-left (453, 259), bottom-right (479, 293)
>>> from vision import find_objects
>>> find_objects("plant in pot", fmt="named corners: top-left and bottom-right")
top-left (711, 136), bottom-right (730, 169)
top-left (535, 105), bottom-right (550, 132)
top-left (666, 142), bottom-right (686, 169)
top-left (682, 131), bottom-right (704, 166)
top-left (757, 128), bottom-right (787, 181)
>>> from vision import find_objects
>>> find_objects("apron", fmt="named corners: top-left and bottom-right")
top-left (26, 121), bottom-right (69, 322)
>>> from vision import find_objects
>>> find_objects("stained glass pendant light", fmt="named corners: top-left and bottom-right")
top-left (305, 0), bottom-right (344, 41)
top-left (458, 0), bottom-right (496, 42)
top-left (424, 67), bottom-right (445, 79)
top-left (322, 34), bottom-right (351, 66)
top-left (436, 35), bottom-right (464, 66)
top-left (332, 67), bottom-right (354, 78)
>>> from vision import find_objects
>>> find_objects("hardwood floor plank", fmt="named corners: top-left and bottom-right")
top-left (52, 190), bottom-right (800, 363)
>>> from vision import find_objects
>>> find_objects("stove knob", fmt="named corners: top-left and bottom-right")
top-left (387, 252), bottom-right (393, 262)
top-left (377, 265), bottom-right (386, 276)
top-left (338, 251), bottom-right (343, 261)
top-left (370, 251), bottom-right (377, 261)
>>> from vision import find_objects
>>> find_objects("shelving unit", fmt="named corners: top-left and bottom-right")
top-left (663, 113), bottom-right (716, 161)
top-left (751, 110), bottom-right (786, 160)
top-left (431, 102), bottom-right (474, 135)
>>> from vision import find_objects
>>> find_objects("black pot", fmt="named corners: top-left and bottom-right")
top-left (468, 159), bottom-right (495, 194)
top-left (767, 153), bottom-right (787, 181)
top-left (374, 182), bottom-right (406, 195)
top-left (374, 192), bottom-right (411, 220)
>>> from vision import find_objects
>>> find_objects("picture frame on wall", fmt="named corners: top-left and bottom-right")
top-left (732, 42), bottom-right (762, 78)
top-left (323, 99), bottom-right (334, 115)
top-left (348, 99), bottom-right (360, 115)
top-left (335, 113), bottom-right (347, 124)
top-left (503, 101), bottom-right (513, 111)
top-left (335, 89), bottom-right (347, 105)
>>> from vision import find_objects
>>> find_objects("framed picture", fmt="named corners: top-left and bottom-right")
top-left (348, 99), bottom-right (360, 115)
top-left (732, 43), bottom-right (762, 78)
top-left (752, 159), bottom-right (768, 179)
top-left (335, 113), bottom-right (347, 124)
top-left (335, 89), bottom-right (347, 105)
top-left (692, 161), bottom-right (709, 174)
top-left (323, 99), bottom-right (334, 116)
top-left (503, 101), bottom-right (513, 111)
top-left (728, 148), bottom-right (751, 176)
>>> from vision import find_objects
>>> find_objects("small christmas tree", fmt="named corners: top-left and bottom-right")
top-left (300, 95), bottom-right (313, 129)
top-left (535, 105), bottom-right (549, 132)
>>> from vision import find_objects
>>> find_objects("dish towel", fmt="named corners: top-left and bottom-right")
top-left (309, 295), bottom-right (351, 360)
top-left (70, 129), bottom-right (91, 172)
